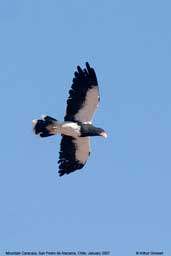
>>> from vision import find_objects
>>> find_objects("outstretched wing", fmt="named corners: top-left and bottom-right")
top-left (64, 62), bottom-right (100, 123)
top-left (58, 135), bottom-right (90, 176)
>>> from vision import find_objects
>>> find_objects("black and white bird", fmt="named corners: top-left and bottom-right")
top-left (32, 62), bottom-right (107, 176)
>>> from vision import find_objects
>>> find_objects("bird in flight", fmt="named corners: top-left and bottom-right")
top-left (32, 62), bottom-right (107, 176)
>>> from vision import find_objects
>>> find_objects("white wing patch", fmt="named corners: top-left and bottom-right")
top-left (74, 87), bottom-right (99, 123)
top-left (74, 137), bottom-right (90, 165)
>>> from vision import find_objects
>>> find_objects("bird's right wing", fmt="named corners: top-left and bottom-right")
top-left (58, 135), bottom-right (90, 176)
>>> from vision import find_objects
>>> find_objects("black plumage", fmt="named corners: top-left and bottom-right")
top-left (32, 62), bottom-right (107, 176)
top-left (58, 135), bottom-right (84, 176)
top-left (64, 62), bottom-right (99, 122)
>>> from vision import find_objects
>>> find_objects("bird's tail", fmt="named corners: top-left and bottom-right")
top-left (32, 115), bottom-right (58, 137)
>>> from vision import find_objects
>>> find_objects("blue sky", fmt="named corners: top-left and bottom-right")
top-left (0, 0), bottom-right (171, 255)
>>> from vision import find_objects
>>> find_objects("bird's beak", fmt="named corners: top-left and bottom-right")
top-left (99, 131), bottom-right (108, 138)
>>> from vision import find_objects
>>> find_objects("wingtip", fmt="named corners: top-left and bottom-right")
top-left (86, 62), bottom-right (90, 70)
top-left (77, 62), bottom-right (91, 73)
top-left (58, 170), bottom-right (66, 177)
top-left (77, 65), bottom-right (83, 73)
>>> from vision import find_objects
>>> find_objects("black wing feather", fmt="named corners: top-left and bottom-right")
top-left (58, 135), bottom-right (84, 176)
top-left (64, 62), bottom-right (98, 122)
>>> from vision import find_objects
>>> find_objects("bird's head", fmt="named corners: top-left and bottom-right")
top-left (80, 124), bottom-right (107, 138)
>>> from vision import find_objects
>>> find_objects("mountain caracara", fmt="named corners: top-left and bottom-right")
top-left (32, 62), bottom-right (107, 176)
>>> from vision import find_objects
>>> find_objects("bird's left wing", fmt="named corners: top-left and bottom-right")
top-left (58, 135), bottom-right (90, 176)
top-left (64, 62), bottom-right (100, 123)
